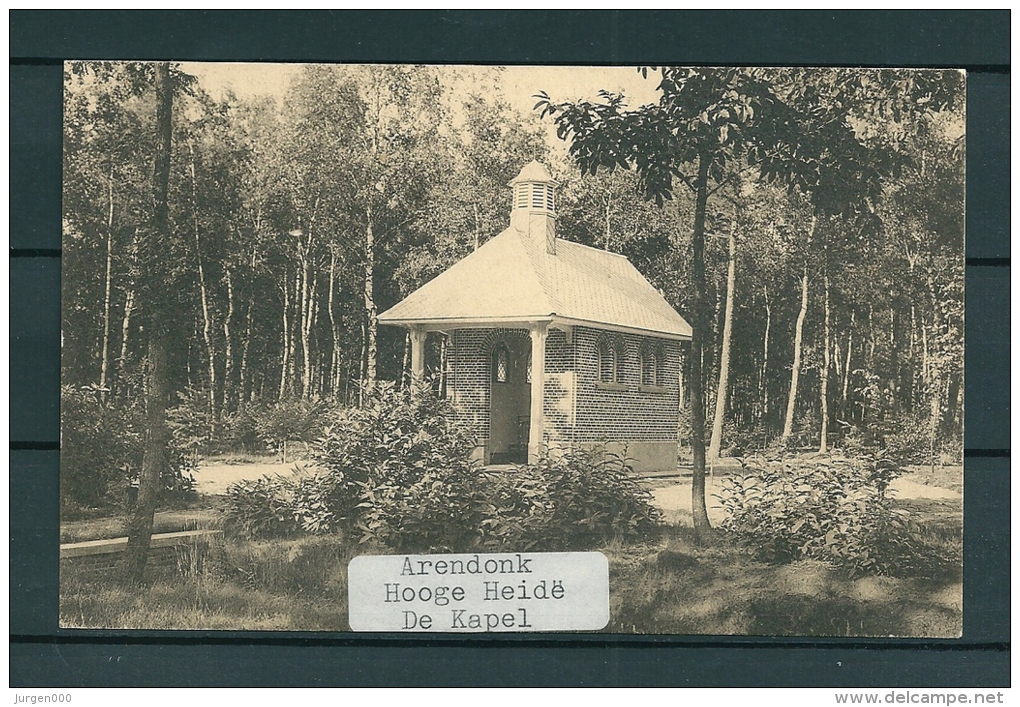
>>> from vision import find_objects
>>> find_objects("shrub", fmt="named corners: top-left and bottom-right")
top-left (356, 462), bottom-right (500, 552)
top-left (882, 412), bottom-right (937, 468)
top-left (504, 447), bottom-right (664, 550)
top-left (840, 410), bottom-right (954, 471)
top-left (229, 384), bottom-right (664, 551)
top-left (254, 398), bottom-right (329, 452)
top-left (61, 385), bottom-right (196, 516)
top-left (715, 453), bottom-right (912, 576)
top-left (61, 385), bottom-right (137, 512)
top-left (355, 445), bottom-right (663, 553)
top-left (222, 473), bottom-right (303, 539)
top-left (219, 406), bottom-right (262, 455)
top-left (302, 382), bottom-right (478, 536)
top-left (166, 386), bottom-right (214, 457)
top-left (722, 421), bottom-right (769, 457)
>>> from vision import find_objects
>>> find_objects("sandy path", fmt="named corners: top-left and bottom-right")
top-left (191, 461), bottom-right (311, 496)
top-left (649, 472), bottom-right (961, 526)
top-left (650, 478), bottom-right (729, 525)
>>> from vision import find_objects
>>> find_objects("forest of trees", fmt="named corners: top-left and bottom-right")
top-left (62, 63), bottom-right (965, 495)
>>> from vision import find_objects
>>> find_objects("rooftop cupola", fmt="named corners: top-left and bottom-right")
top-left (509, 161), bottom-right (558, 255)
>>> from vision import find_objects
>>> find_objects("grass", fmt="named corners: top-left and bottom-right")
top-left (601, 525), bottom-right (960, 637)
top-left (59, 456), bottom-right (963, 636)
top-left (60, 535), bottom-right (356, 631)
top-left (60, 517), bottom-right (961, 636)
top-left (902, 464), bottom-right (964, 494)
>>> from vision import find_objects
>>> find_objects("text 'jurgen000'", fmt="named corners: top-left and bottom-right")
top-left (347, 551), bottom-right (610, 632)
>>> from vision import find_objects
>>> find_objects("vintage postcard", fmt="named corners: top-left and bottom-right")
top-left (59, 62), bottom-right (964, 636)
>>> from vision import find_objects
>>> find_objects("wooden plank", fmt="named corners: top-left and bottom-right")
top-left (60, 529), bottom-right (221, 559)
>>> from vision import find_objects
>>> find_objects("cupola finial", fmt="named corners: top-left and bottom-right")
top-left (509, 161), bottom-right (558, 254)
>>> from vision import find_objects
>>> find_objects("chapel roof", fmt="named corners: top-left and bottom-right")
top-left (378, 226), bottom-right (693, 340)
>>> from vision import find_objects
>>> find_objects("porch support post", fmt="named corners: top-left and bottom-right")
top-left (410, 325), bottom-right (426, 386)
top-left (528, 322), bottom-right (548, 463)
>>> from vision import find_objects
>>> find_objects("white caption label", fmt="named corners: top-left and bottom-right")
top-left (348, 551), bottom-right (610, 633)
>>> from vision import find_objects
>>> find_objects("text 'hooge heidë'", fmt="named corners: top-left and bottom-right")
top-left (348, 552), bottom-right (610, 632)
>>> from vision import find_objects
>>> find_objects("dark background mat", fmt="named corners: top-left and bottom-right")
top-left (10, 9), bottom-right (1010, 687)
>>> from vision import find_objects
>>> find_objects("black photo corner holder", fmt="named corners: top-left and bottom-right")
top-left (10, 10), bottom-right (1010, 687)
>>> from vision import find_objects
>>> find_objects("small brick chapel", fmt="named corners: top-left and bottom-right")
top-left (378, 162), bottom-right (692, 471)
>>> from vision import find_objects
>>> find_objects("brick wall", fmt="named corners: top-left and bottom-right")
top-left (448, 328), bottom-right (530, 443)
top-left (543, 328), bottom-right (574, 446)
top-left (573, 326), bottom-right (681, 443)
top-left (448, 327), bottom-right (576, 450)
top-left (447, 325), bottom-right (680, 453)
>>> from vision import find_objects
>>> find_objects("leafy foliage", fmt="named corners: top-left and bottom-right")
top-left (840, 409), bottom-right (954, 471)
top-left (359, 445), bottom-right (663, 553)
top-left (222, 385), bottom-right (663, 551)
top-left (254, 398), bottom-right (329, 449)
top-left (60, 385), bottom-right (195, 516)
top-left (62, 65), bottom-right (966, 547)
top-left (305, 382), bottom-right (478, 533)
top-left (716, 453), bottom-right (911, 576)
top-left (221, 474), bottom-right (303, 540)
top-left (504, 447), bottom-right (665, 549)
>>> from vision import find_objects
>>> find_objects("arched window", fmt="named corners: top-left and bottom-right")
top-left (525, 350), bottom-right (532, 384)
top-left (493, 344), bottom-right (509, 384)
top-left (599, 336), bottom-right (624, 383)
top-left (640, 344), bottom-right (655, 386)
top-left (641, 342), bottom-right (665, 387)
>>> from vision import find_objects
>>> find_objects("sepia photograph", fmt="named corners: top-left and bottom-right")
top-left (59, 61), bottom-right (965, 637)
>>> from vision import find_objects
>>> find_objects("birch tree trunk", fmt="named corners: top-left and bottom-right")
top-left (359, 319), bottom-right (367, 406)
top-left (364, 204), bottom-right (377, 389)
top-left (301, 269), bottom-right (316, 399)
top-left (239, 292), bottom-right (253, 409)
top-left (278, 270), bottom-right (290, 402)
top-left (842, 310), bottom-right (855, 404)
top-left (781, 267), bottom-right (810, 442)
top-left (99, 164), bottom-right (114, 398)
top-left (118, 285), bottom-right (135, 390)
top-left (708, 223), bottom-right (737, 461)
top-left (819, 271), bottom-right (831, 453)
top-left (327, 248), bottom-right (341, 399)
top-left (222, 267), bottom-right (234, 413)
top-left (298, 235), bottom-right (314, 400)
top-left (286, 267), bottom-right (299, 397)
top-left (238, 250), bottom-right (255, 408)
top-left (189, 143), bottom-right (217, 424)
top-left (760, 283), bottom-right (771, 423)
top-left (781, 216), bottom-right (816, 443)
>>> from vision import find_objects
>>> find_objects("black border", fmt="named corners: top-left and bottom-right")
top-left (10, 10), bottom-right (1010, 687)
